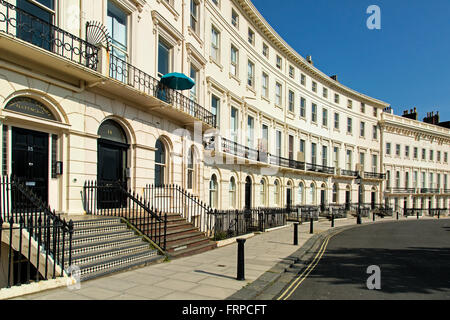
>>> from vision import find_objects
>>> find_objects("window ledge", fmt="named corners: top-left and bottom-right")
top-left (261, 96), bottom-right (270, 103)
top-left (246, 84), bottom-right (256, 94)
top-left (156, 0), bottom-right (180, 20)
top-left (187, 26), bottom-right (204, 47)
top-left (209, 57), bottom-right (223, 71)
top-left (229, 73), bottom-right (241, 85)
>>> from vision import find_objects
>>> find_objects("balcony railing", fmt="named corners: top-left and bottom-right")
top-left (341, 169), bottom-right (359, 177)
top-left (385, 188), bottom-right (416, 194)
top-left (364, 172), bottom-right (386, 179)
top-left (269, 154), bottom-right (306, 170)
top-left (109, 54), bottom-right (217, 128)
top-left (221, 137), bottom-right (259, 161)
top-left (219, 138), bottom-right (336, 175)
top-left (420, 188), bottom-right (440, 194)
top-left (0, 0), bottom-right (99, 70)
top-left (305, 162), bottom-right (335, 174)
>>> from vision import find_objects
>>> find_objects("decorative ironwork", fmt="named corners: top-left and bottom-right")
top-left (83, 181), bottom-right (167, 250)
top-left (85, 21), bottom-right (110, 50)
top-left (0, 0), bottom-right (99, 70)
top-left (0, 175), bottom-right (73, 288)
top-left (108, 54), bottom-right (217, 128)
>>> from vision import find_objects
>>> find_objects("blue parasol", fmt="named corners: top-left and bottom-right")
top-left (160, 72), bottom-right (195, 90)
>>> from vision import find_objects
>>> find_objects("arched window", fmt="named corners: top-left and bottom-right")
top-left (274, 180), bottom-right (280, 205)
top-left (260, 179), bottom-right (266, 206)
top-left (332, 184), bottom-right (338, 203)
top-left (155, 139), bottom-right (166, 186)
top-left (209, 174), bottom-right (218, 208)
top-left (187, 146), bottom-right (195, 190)
top-left (229, 177), bottom-right (236, 209)
top-left (310, 183), bottom-right (316, 205)
top-left (298, 182), bottom-right (304, 205)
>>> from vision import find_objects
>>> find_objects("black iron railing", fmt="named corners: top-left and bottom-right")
top-left (269, 154), bottom-right (306, 170)
top-left (0, 175), bottom-right (73, 289)
top-left (109, 54), bottom-right (217, 128)
top-left (364, 172), bottom-right (386, 179)
top-left (341, 170), bottom-right (359, 177)
top-left (0, 0), bottom-right (98, 70)
top-left (420, 188), bottom-right (440, 194)
top-left (221, 138), bottom-right (259, 161)
top-left (207, 207), bottom-right (287, 241)
top-left (305, 162), bottom-right (335, 174)
top-left (385, 188), bottom-right (416, 194)
top-left (143, 184), bottom-right (212, 235)
top-left (83, 181), bottom-right (167, 250)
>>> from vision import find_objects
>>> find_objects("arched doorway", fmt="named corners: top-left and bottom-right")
top-left (286, 181), bottom-right (292, 209)
top-left (320, 183), bottom-right (327, 211)
top-left (345, 185), bottom-right (351, 210)
top-left (371, 188), bottom-right (377, 209)
top-left (6, 97), bottom-right (59, 206)
top-left (245, 176), bottom-right (252, 209)
top-left (97, 120), bottom-right (129, 208)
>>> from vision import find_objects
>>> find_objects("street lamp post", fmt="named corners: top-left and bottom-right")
top-left (355, 174), bottom-right (362, 225)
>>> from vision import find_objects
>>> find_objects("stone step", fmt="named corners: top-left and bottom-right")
top-left (166, 234), bottom-right (210, 253)
top-left (68, 236), bottom-right (144, 257)
top-left (79, 250), bottom-right (162, 281)
top-left (71, 217), bottom-right (122, 229)
top-left (63, 229), bottom-right (137, 247)
top-left (66, 242), bottom-right (154, 268)
top-left (169, 241), bottom-right (217, 259)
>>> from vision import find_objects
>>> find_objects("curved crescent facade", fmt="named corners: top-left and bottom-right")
top-left (0, 0), bottom-right (448, 217)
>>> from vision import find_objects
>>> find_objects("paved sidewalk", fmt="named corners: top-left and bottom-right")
top-left (13, 214), bottom-right (441, 300)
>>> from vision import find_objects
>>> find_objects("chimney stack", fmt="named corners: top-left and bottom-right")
top-left (306, 55), bottom-right (313, 66)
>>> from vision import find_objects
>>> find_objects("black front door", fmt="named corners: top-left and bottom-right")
top-left (12, 127), bottom-right (49, 206)
top-left (345, 190), bottom-right (351, 210)
top-left (245, 177), bottom-right (252, 210)
top-left (371, 192), bottom-right (376, 209)
top-left (286, 188), bottom-right (292, 209)
top-left (320, 190), bottom-right (326, 211)
top-left (97, 139), bottom-right (128, 209)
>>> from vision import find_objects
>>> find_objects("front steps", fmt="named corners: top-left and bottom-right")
top-left (61, 217), bottom-right (164, 281)
top-left (163, 213), bottom-right (216, 259)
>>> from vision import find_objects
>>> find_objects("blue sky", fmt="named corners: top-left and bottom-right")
top-left (252, 0), bottom-right (450, 122)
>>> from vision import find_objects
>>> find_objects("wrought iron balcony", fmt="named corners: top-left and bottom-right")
top-left (221, 137), bottom-right (259, 161)
top-left (341, 169), bottom-right (359, 177)
top-left (269, 154), bottom-right (306, 170)
top-left (109, 54), bottom-right (217, 128)
top-left (420, 188), bottom-right (440, 194)
top-left (385, 187), bottom-right (416, 194)
top-left (0, 0), bottom-right (99, 70)
top-left (364, 172), bottom-right (386, 179)
top-left (305, 162), bottom-right (335, 174)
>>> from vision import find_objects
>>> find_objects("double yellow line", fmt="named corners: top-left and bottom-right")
top-left (277, 229), bottom-right (346, 300)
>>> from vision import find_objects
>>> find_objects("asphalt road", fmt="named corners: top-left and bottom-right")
top-left (281, 219), bottom-right (450, 300)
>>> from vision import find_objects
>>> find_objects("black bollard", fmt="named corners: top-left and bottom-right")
top-left (237, 239), bottom-right (246, 281)
top-left (310, 215), bottom-right (314, 234)
top-left (294, 223), bottom-right (299, 245)
top-left (331, 211), bottom-right (335, 228)
top-left (438, 210), bottom-right (440, 219)
top-left (396, 211), bottom-right (399, 220)
top-left (417, 210), bottom-right (419, 220)
top-left (373, 211), bottom-right (376, 222)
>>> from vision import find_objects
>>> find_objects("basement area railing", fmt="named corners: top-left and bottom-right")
top-left (207, 207), bottom-right (287, 241)
top-left (0, 175), bottom-right (73, 289)
top-left (83, 181), bottom-right (167, 250)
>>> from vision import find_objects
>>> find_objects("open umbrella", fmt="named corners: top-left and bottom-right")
top-left (160, 72), bottom-right (195, 90)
